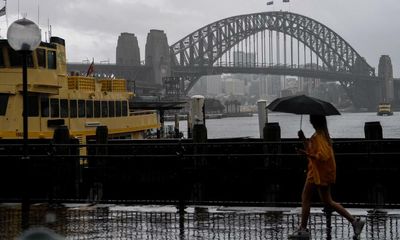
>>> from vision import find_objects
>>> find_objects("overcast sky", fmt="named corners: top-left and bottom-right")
top-left (2, 0), bottom-right (399, 76)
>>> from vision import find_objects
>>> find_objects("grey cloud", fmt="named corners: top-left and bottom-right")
top-left (7, 0), bottom-right (400, 76)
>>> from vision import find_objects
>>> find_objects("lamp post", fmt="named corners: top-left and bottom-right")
top-left (7, 18), bottom-right (41, 230)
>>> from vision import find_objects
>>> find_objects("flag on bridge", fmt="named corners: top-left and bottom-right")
top-left (266, 1), bottom-right (274, 5)
top-left (283, 0), bottom-right (290, 2)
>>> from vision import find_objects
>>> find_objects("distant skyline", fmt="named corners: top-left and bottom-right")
top-left (1, 0), bottom-right (399, 76)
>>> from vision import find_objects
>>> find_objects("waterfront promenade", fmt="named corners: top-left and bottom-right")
top-left (0, 113), bottom-right (399, 239)
top-left (1, 204), bottom-right (399, 239)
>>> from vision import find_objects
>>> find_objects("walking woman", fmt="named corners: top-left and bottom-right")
top-left (288, 115), bottom-right (365, 239)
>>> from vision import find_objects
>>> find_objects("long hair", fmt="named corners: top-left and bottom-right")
top-left (310, 115), bottom-right (331, 142)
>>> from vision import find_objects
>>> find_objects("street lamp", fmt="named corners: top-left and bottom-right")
top-left (7, 18), bottom-right (41, 230)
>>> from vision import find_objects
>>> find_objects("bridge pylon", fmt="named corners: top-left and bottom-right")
top-left (378, 55), bottom-right (394, 103)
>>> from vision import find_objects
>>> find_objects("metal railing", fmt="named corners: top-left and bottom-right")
top-left (0, 138), bottom-right (399, 208)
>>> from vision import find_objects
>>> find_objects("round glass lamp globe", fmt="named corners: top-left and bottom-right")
top-left (7, 18), bottom-right (41, 52)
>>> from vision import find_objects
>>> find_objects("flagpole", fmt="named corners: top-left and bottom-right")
top-left (37, 0), bottom-right (40, 26)
top-left (5, 0), bottom-right (7, 27)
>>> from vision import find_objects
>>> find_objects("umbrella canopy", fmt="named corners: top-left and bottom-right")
top-left (267, 95), bottom-right (340, 116)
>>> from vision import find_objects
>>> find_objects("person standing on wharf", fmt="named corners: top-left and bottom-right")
top-left (288, 115), bottom-right (365, 239)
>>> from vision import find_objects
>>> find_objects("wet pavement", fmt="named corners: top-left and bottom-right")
top-left (1, 204), bottom-right (399, 239)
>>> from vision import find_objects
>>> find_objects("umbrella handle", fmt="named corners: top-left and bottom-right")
top-left (300, 114), bottom-right (303, 130)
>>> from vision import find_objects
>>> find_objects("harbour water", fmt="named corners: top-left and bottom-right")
top-left (167, 112), bottom-right (400, 139)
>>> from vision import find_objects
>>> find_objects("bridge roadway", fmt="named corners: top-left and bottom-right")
top-left (172, 65), bottom-right (382, 92)
top-left (68, 62), bottom-right (381, 85)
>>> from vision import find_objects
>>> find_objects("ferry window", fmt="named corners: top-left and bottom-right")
top-left (36, 48), bottom-right (46, 68)
top-left (108, 101), bottom-right (115, 117)
top-left (40, 97), bottom-right (49, 117)
top-left (47, 50), bottom-right (57, 69)
top-left (28, 96), bottom-right (39, 117)
top-left (101, 101), bottom-right (108, 117)
top-left (70, 100), bottom-right (77, 118)
top-left (122, 101), bottom-right (128, 116)
top-left (116, 101), bottom-right (122, 117)
top-left (9, 48), bottom-right (34, 67)
top-left (86, 100), bottom-right (93, 118)
top-left (0, 94), bottom-right (9, 116)
top-left (50, 99), bottom-right (60, 118)
top-left (78, 100), bottom-right (85, 118)
top-left (60, 99), bottom-right (68, 118)
top-left (94, 101), bottom-right (101, 118)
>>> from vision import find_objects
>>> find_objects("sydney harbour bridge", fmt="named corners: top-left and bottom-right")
top-left (68, 11), bottom-right (398, 110)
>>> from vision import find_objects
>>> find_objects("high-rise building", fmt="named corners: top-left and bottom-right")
top-left (223, 78), bottom-right (245, 96)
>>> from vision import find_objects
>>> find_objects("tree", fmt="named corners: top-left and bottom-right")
top-left (204, 98), bottom-right (225, 113)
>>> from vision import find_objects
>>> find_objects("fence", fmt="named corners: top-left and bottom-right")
top-left (0, 137), bottom-right (400, 208)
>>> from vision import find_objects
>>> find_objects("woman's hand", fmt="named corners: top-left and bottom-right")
top-left (295, 147), bottom-right (307, 155)
top-left (298, 130), bottom-right (306, 141)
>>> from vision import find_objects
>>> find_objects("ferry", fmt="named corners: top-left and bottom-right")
top-left (0, 36), bottom-right (159, 142)
top-left (377, 103), bottom-right (393, 116)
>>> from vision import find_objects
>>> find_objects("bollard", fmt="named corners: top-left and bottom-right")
top-left (51, 126), bottom-right (71, 203)
top-left (53, 126), bottom-right (70, 144)
top-left (190, 95), bottom-right (207, 202)
top-left (159, 110), bottom-right (165, 138)
top-left (190, 95), bottom-right (205, 127)
top-left (174, 113), bottom-right (181, 138)
top-left (262, 122), bottom-right (281, 203)
top-left (187, 112), bottom-right (192, 139)
top-left (91, 126), bottom-right (108, 202)
top-left (263, 122), bottom-right (281, 141)
top-left (95, 126), bottom-right (108, 153)
top-left (257, 100), bottom-right (268, 139)
top-left (364, 121), bottom-right (382, 140)
top-left (191, 95), bottom-right (207, 142)
top-left (192, 124), bottom-right (207, 143)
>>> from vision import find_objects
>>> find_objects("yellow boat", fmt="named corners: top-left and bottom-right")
top-left (0, 36), bottom-right (159, 141)
top-left (377, 103), bottom-right (393, 116)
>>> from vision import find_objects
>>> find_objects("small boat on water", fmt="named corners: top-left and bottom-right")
top-left (0, 36), bottom-right (159, 142)
top-left (377, 103), bottom-right (393, 116)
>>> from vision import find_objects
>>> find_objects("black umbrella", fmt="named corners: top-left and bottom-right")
top-left (267, 95), bottom-right (340, 128)
top-left (267, 95), bottom-right (340, 115)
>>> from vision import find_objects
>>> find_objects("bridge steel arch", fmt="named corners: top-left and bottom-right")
top-left (170, 11), bottom-right (377, 99)
top-left (171, 11), bottom-right (374, 74)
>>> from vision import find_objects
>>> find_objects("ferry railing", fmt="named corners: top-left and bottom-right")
top-left (129, 109), bottom-right (158, 116)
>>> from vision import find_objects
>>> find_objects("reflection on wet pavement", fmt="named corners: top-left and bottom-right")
top-left (1, 204), bottom-right (399, 239)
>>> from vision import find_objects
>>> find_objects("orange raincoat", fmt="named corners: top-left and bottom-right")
top-left (305, 131), bottom-right (336, 186)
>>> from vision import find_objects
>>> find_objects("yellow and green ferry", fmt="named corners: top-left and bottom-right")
top-left (0, 36), bottom-right (159, 142)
